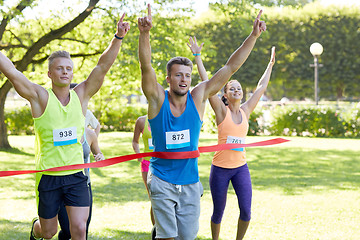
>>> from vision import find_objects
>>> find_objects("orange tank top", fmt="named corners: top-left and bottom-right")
top-left (212, 107), bottom-right (249, 168)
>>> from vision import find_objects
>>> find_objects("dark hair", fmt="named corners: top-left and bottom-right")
top-left (166, 57), bottom-right (193, 77)
top-left (221, 79), bottom-right (240, 105)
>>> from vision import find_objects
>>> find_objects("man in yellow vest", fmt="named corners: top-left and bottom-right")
top-left (0, 14), bottom-right (130, 240)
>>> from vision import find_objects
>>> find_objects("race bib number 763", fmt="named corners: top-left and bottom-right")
top-left (226, 136), bottom-right (245, 152)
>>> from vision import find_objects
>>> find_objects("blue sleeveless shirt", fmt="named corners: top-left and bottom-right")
top-left (149, 90), bottom-right (203, 185)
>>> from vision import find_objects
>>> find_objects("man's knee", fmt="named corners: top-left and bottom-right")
top-left (177, 229), bottom-right (198, 240)
top-left (70, 221), bottom-right (87, 237)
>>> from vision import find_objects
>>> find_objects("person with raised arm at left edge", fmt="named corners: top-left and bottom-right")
top-left (0, 13), bottom-right (129, 240)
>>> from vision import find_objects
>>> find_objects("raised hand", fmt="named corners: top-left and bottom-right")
top-left (116, 13), bottom-right (130, 38)
top-left (138, 4), bottom-right (153, 32)
top-left (187, 36), bottom-right (204, 55)
top-left (269, 46), bottom-right (276, 66)
top-left (252, 10), bottom-right (266, 38)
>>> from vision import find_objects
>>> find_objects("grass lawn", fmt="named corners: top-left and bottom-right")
top-left (0, 132), bottom-right (359, 239)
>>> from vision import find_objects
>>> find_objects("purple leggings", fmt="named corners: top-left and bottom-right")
top-left (209, 163), bottom-right (252, 224)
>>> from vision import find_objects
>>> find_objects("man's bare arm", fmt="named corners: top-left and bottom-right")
top-left (76, 13), bottom-right (130, 109)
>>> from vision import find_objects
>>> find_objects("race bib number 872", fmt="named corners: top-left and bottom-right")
top-left (53, 127), bottom-right (77, 146)
top-left (165, 129), bottom-right (190, 149)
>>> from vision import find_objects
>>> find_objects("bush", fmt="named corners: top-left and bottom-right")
top-left (269, 105), bottom-right (346, 137)
top-left (248, 110), bottom-right (263, 136)
top-left (4, 104), bottom-right (148, 135)
top-left (5, 102), bottom-right (358, 138)
top-left (5, 106), bottom-right (34, 135)
top-left (98, 104), bottom-right (147, 132)
top-left (341, 103), bottom-right (360, 137)
top-left (202, 103), bottom-right (217, 134)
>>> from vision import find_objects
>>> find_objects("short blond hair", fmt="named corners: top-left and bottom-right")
top-left (47, 51), bottom-right (72, 69)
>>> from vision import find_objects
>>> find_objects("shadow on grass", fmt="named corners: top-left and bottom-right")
top-left (0, 174), bottom-right (35, 200)
top-left (0, 147), bottom-right (33, 157)
top-left (0, 219), bottom-right (211, 240)
top-left (92, 147), bottom-right (360, 203)
top-left (0, 219), bottom-right (30, 240)
top-left (2, 138), bottom-right (360, 202)
top-left (90, 229), bottom-right (211, 240)
top-left (197, 147), bottom-right (360, 195)
top-left (92, 179), bottom-right (149, 205)
top-left (243, 148), bottom-right (360, 194)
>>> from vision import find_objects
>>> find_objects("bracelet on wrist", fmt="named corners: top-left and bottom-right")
top-left (193, 53), bottom-right (201, 56)
top-left (114, 34), bottom-right (124, 40)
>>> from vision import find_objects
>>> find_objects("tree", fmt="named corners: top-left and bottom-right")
top-left (0, 0), bottom-right (100, 148)
top-left (1, 0), bottom-right (194, 147)
top-left (190, 1), bottom-right (360, 101)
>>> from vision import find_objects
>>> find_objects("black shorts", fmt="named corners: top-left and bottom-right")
top-left (38, 171), bottom-right (90, 219)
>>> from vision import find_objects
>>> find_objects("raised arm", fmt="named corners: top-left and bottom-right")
top-left (242, 46), bottom-right (275, 119)
top-left (132, 116), bottom-right (146, 162)
top-left (76, 13), bottom-right (130, 106)
top-left (0, 52), bottom-right (47, 117)
top-left (188, 36), bottom-right (227, 124)
top-left (201, 10), bottom-right (266, 99)
top-left (138, 4), bottom-right (164, 119)
top-left (187, 36), bottom-right (207, 81)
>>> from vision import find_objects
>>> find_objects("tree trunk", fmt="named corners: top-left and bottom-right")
top-left (336, 85), bottom-right (343, 100)
top-left (0, 80), bottom-right (12, 149)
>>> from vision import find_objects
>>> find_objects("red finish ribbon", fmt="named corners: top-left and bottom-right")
top-left (0, 138), bottom-right (289, 177)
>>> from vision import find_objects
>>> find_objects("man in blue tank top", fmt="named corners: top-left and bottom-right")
top-left (138, 4), bottom-right (266, 240)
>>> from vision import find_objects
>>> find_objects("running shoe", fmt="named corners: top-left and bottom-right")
top-left (151, 225), bottom-right (156, 240)
top-left (30, 217), bottom-right (43, 240)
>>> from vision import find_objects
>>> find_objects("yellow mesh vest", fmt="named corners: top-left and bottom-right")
top-left (33, 89), bottom-right (85, 176)
top-left (141, 116), bottom-right (153, 160)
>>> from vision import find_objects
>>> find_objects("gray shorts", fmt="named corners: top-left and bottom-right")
top-left (147, 171), bottom-right (203, 240)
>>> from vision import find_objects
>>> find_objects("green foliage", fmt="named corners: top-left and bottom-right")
top-left (3, 0), bottom-right (360, 140)
top-left (98, 104), bottom-right (147, 132)
top-left (5, 106), bottom-right (33, 135)
top-left (5, 102), bottom-right (358, 139)
top-left (249, 0), bottom-right (314, 7)
top-left (202, 102), bottom-right (217, 134)
top-left (248, 109), bottom-right (262, 135)
top-left (75, 11), bottom-right (193, 117)
top-left (191, 2), bottom-right (360, 101)
top-left (269, 105), bottom-right (347, 137)
top-left (265, 4), bottom-right (360, 100)
top-left (341, 103), bottom-right (360, 137)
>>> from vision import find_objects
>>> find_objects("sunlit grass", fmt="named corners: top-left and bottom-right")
top-left (1, 133), bottom-right (359, 239)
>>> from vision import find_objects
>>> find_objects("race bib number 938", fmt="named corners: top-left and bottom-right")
top-left (53, 127), bottom-right (77, 146)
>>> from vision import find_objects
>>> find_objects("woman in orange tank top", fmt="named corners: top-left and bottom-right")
top-left (210, 48), bottom-right (275, 240)
top-left (189, 38), bottom-right (275, 240)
